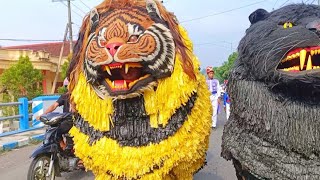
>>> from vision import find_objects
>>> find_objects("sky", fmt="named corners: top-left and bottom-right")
top-left (0, 0), bottom-right (318, 68)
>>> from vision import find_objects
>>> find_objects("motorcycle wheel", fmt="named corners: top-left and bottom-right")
top-left (27, 155), bottom-right (55, 180)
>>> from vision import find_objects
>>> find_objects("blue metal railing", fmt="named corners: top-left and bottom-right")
top-left (0, 115), bottom-right (22, 121)
top-left (0, 102), bottom-right (23, 121)
top-left (0, 96), bottom-right (59, 137)
top-left (0, 98), bottom-right (37, 137)
top-left (31, 95), bottom-right (60, 127)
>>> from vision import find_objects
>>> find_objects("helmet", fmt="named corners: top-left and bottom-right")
top-left (63, 78), bottom-right (69, 87)
top-left (206, 66), bottom-right (214, 74)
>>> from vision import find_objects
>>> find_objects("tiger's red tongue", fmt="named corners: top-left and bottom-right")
top-left (114, 80), bottom-right (129, 90)
top-left (112, 68), bottom-right (142, 90)
top-left (120, 68), bottom-right (142, 80)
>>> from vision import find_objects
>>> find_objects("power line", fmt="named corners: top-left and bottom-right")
top-left (55, 2), bottom-right (82, 29)
top-left (73, 23), bottom-right (81, 28)
top-left (279, 0), bottom-right (291, 7)
top-left (272, 0), bottom-right (280, 10)
top-left (71, 1), bottom-right (87, 14)
top-left (60, 1), bottom-right (84, 19)
top-left (0, 33), bottom-right (80, 42)
top-left (79, 0), bottom-right (91, 10)
top-left (0, 38), bottom-right (63, 42)
top-left (180, 0), bottom-right (267, 23)
top-left (194, 43), bottom-right (230, 48)
top-left (194, 41), bottom-right (235, 52)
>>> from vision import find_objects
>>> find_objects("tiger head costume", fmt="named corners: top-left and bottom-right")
top-left (67, 0), bottom-right (212, 179)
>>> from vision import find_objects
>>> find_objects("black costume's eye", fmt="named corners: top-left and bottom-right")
top-left (281, 22), bottom-right (295, 29)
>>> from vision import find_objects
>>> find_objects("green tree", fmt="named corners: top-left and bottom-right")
top-left (57, 55), bottom-right (71, 94)
top-left (213, 67), bottom-right (223, 82)
top-left (60, 61), bottom-right (69, 80)
top-left (0, 56), bottom-right (43, 101)
top-left (60, 53), bottom-right (72, 80)
top-left (201, 52), bottom-right (237, 82)
top-left (215, 52), bottom-right (238, 82)
top-left (57, 61), bottom-right (68, 94)
top-left (0, 56), bottom-right (43, 118)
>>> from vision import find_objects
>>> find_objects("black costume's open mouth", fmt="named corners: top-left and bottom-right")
top-left (277, 46), bottom-right (320, 72)
top-left (101, 62), bottom-right (150, 92)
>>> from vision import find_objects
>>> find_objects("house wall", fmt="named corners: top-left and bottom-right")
top-left (0, 49), bottom-right (67, 95)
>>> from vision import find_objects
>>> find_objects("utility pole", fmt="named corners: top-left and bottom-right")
top-left (51, 0), bottom-right (74, 94)
top-left (67, 0), bottom-right (73, 54)
top-left (51, 25), bottom-right (69, 94)
top-left (53, 0), bottom-right (73, 53)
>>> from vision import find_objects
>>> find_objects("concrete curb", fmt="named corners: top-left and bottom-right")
top-left (0, 134), bottom-right (44, 151)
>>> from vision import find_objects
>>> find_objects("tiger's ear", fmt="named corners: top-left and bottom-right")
top-left (249, 9), bottom-right (269, 24)
top-left (146, 0), bottom-right (163, 23)
top-left (89, 8), bottom-right (99, 34)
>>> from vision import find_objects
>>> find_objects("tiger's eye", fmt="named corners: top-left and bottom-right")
top-left (100, 40), bottom-right (106, 47)
top-left (128, 35), bottom-right (139, 43)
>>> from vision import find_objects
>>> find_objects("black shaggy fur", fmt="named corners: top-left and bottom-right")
top-left (73, 93), bottom-right (197, 146)
top-left (221, 4), bottom-right (320, 180)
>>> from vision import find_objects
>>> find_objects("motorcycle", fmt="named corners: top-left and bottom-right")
top-left (27, 112), bottom-right (83, 180)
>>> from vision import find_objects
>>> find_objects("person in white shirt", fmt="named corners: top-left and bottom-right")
top-left (205, 66), bottom-right (221, 128)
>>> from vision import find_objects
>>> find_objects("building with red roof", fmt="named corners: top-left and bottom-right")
top-left (0, 41), bottom-right (74, 94)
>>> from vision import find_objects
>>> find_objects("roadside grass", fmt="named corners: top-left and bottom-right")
top-left (29, 138), bottom-right (43, 145)
top-left (0, 137), bottom-right (42, 155)
top-left (0, 148), bottom-right (12, 155)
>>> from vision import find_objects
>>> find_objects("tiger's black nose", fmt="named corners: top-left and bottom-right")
top-left (306, 19), bottom-right (320, 31)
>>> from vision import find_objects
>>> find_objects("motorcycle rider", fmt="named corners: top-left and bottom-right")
top-left (36, 78), bottom-right (73, 153)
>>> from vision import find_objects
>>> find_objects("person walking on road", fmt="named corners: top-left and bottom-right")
top-left (206, 66), bottom-right (221, 128)
top-left (223, 80), bottom-right (231, 120)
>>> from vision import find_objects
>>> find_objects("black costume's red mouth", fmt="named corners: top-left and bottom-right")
top-left (102, 63), bottom-right (150, 91)
top-left (277, 46), bottom-right (320, 72)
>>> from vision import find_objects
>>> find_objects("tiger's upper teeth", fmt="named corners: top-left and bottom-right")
top-left (104, 63), bottom-right (143, 76)
top-left (105, 66), bottom-right (112, 76)
top-left (125, 64), bottom-right (129, 74)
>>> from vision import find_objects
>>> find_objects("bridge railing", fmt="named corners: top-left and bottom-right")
top-left (0, 102), bottom-right (24, 121)
top-left (0, 96), bottom-right (60, 137)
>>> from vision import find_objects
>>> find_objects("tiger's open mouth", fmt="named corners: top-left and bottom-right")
top-left (101, 62), bottom-right (150, 92)
top-left (277, 46), bottom-right (320, 72)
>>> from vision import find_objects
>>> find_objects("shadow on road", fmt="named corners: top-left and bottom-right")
top-left (194, 111), bottom-right (236, 180)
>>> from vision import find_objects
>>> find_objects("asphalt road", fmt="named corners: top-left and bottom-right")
top-left (0, 112), bottom-right (236, 180)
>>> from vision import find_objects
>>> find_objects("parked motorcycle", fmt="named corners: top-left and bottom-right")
top-left (27, 112), bottom-right (83, 180)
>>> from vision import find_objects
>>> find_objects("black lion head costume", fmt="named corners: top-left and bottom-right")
top-left (221, 4), bottom-right (320, 179)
